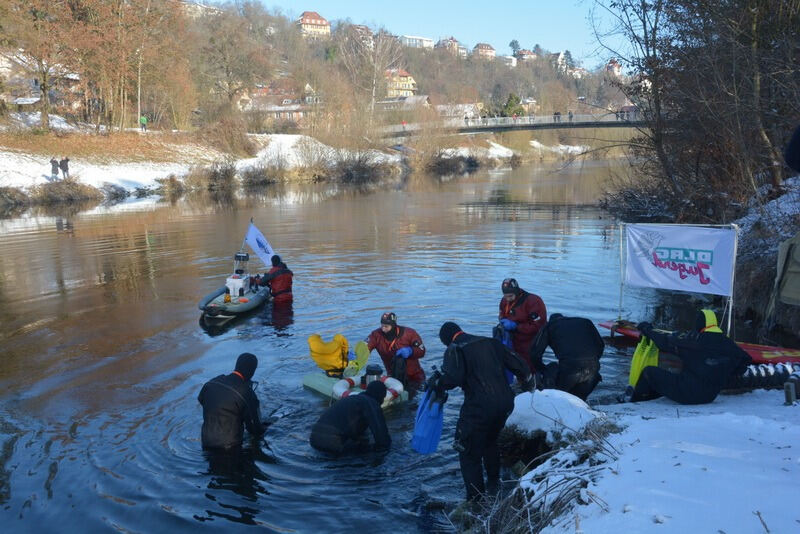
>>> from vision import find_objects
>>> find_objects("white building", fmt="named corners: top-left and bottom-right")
top-left (400, 35), bottom-right (434, 49)
top-left (499, 55), bottom-right (517, 68)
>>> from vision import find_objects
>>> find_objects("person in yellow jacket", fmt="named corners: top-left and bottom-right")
top-left (629, 309), bottom-right (751, 404)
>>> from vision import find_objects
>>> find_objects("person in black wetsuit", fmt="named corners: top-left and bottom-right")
top-left (632, 309), bottom-right (752, 404)
top-left (436, 321), bottom-right (535, 503)
top-left (198, 352), bottom-right (267, 450)
top-left (310, 380), bottom-right (391, 454)
top-left (785, 124), bottom-right (800, 172)
top-left (529, 313), bottom-right (604, 401)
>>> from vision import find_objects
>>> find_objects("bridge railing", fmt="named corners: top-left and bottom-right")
top-left (383, 110), bottom-right (640, 135)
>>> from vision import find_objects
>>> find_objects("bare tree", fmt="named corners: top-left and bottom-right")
top-left (337, 25), bottom-right (402, 128)
top-left (0, 0), bottom-right (72, 130)
top-left (592, 0), bottom-right (682, 194)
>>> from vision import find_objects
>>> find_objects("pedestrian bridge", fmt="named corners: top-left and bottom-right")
top-left (383, 111), bottom-right (644, 137)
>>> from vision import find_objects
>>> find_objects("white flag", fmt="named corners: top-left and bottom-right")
top-left (625, 224), bottom-right (736, 296)
top-left (244, 222), bottom-right (275, 267)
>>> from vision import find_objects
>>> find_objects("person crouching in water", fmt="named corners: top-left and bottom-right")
top-left (437, 322), bottom-right (535, 503)
top-left (366, 311), bottom-right (426, 390)
top-left (498, 278), bottom-right (547, 374)
top-left (529, 313), bottom-right (605, 401)
top-left (310, 381), bottom-right (391, 454)
top-left (198, 352), bottom-right (267, 450)
top-left (631, 309), bottom-right (752, 404)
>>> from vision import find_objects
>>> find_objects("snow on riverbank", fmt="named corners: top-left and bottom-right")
top-left (440, 141), bottom-right (516, 160)
top-left (0, 148), bottom-right (195, 190)
top-left (530, 139), bottom-right (589, 155)
top-left (0, 133), bottom-right (405, 192)
top-left (235, 134), bottom-right (402, 172)
top-left (510, 389), bottom-right (800, 533)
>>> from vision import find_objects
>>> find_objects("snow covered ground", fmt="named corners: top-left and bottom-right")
top-left (509, 389), bottom-right (800, 533)
top-left (0, 131), bottom-right (405, 192)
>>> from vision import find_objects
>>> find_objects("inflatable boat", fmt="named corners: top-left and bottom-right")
top-left (301, 337), bottom-right (408, 408)
top-left (199, 252), bottom-right (271, 326)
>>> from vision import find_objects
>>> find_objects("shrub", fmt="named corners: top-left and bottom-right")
top-left (332, 150), bottom-right (393, 184)
top-left (207, 159), bottom-right (237, 191)
top-left (0, 186), bottom-right (29, 208)
top-left (100, 183), bottom-right (129, 203)
top-left (28, 178), bottom-right (103, 205)
top-left (241, 163), bottom-right (279, 188)
top-left (154, 175), bottom-right (185, 197)
top-left (201, 118), bottom-right (256, 157)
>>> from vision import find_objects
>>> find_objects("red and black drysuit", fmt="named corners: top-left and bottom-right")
top-left (439, 331), bottom-right (533, 502)
top-left (529, 315), bottom-right (604, 401)
top-left (498, 290), bottom-right (546, 372)
top-left (633, 325), bottom-right (751, 404)
top-left (366, 325), bottom-right (426, 385)
top-left (263, 263), bottom-right (293, 304)
top-left (198, 372), bottom-right (266, 450)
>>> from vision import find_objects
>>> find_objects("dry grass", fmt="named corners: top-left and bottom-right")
top-left (0, 130), bottom-right (225, 163)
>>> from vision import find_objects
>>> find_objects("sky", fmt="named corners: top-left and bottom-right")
top-left (264, 0), bottom-right (617, 68)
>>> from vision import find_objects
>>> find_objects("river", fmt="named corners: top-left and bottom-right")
top-left (0, 161), bottom-right (651, 532)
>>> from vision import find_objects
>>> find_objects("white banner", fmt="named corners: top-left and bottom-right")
top-left (244, 222), bottom-right (275, 267)
top-left (625, 224), bottom-right (736, 296)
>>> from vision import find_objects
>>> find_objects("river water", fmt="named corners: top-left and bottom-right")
top-left (0, 161), bottom-right (650, 532)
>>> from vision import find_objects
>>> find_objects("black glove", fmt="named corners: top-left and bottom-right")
top-left (636, 322), bottom-right (653, 335)
top-left (261, 416), bottom-right (279, 428)
top-left (521, 375), bottom-right (536, 393)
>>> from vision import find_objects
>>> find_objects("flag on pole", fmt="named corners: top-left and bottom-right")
top-left (625, 224), bottom-right (737, 296)
top-left (244, 222), bottom-right (275, 267)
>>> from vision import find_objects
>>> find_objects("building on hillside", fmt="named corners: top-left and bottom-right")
top-left (180, 1), bottom-right (222, 19)
top-left (550, 51), bottom-right (568, 72)
top-left (0, 52), bottom-right (82, 111)
top-left (516, 49), bottom-right (537, 62)
top-left (243, 83), bottom-right (321, 124)
top-left (521, 97), bottom-right (538, 114)
top-left (297, 11), bottom-right (330, 39)
top-left (457, 45), bottom-right (468, 58)
top-left (350, 25), bottom-right (374, 49)
top-left (385, 68), bottom-right (417, 98)
top-left (435, 37), bottom-right (460, 56)
top-left (571, 67), bottom-right (588, 79)
top-left (499, 55), bottom-right (517, 68)
top-left (606, 58), bottom-right (622, 77)
top-left (472, 43), bottom-right (496, 59)
top-left (400, 35), bottom-right (434, 49)
top-left (434, 102), bottom-right (483, 119)
top-left (375, 95), bottom-right (431, 112)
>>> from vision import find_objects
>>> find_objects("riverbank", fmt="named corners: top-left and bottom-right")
top-left (0, 113), bottom-right (599, 209)
top-left (464, 389), bottom-right (800, 532)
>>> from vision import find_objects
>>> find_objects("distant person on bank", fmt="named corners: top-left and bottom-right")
top-left (498, 278), bottom-right (547, 373)
top-left (530, 313), bottom-right (604, 401)
top-left (139, 114), bottom-right (148, 132)
top-left (50, 157), bottom-right (59, 181)
top-left (59, 156), bottom-right (70, 179)
top-left (310, 380), bottom-right (391, 454)
top-left (198, 352), bottom-right (268, 450)
top-left (630, 310), bottom-right (751, 404)
top-left (262, 254), bottom-right (293, 304)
